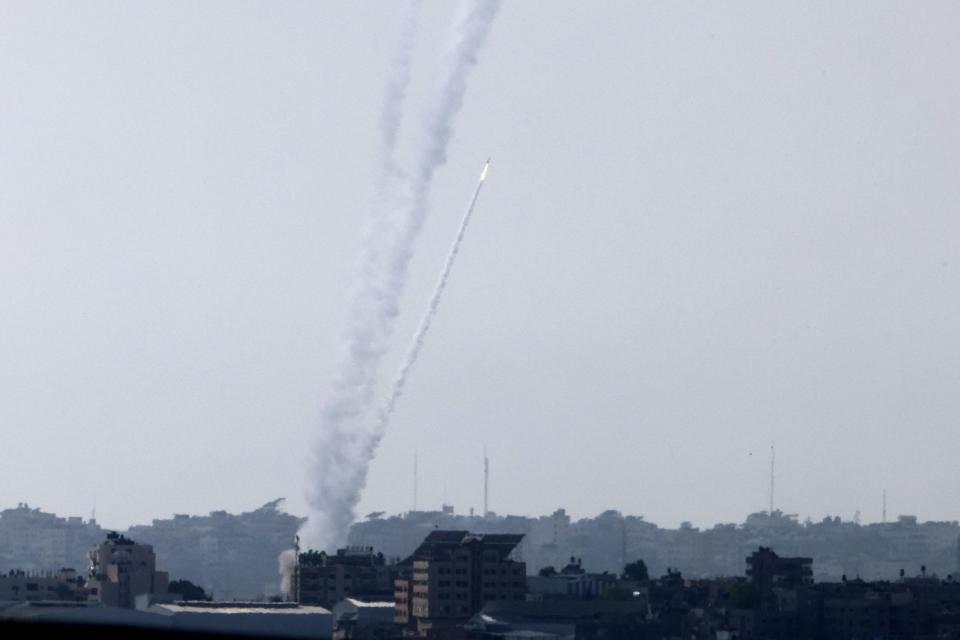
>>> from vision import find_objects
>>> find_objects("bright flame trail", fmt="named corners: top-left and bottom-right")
top-left (370, 159), bottom-right (491, 447)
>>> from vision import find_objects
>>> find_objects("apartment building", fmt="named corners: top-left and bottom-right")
top-left (86, 532), bottom-right (168, 608)
top-left (394, 531), bottom-right (526, 638)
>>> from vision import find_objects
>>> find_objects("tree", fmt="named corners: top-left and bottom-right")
top-left (168, 579), bottom-right (211, 601)
top-left (54, 584), bottom-right (76, 601)
top-left (728, 581), bottom-right (758, 609)
top-left (623, 559), bottom-right (649, 582)
top-left (600, 586), bottom-right (633, 601)
top-left (538, 565), bottom-right (557, 577)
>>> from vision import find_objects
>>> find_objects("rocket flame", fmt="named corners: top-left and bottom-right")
top-left (480, 160), bottom-right (490, 182)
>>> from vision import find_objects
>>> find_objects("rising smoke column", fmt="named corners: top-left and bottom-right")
top-left (277, 0), bottom-right (425, 584)
top-left (369, 160), bottom-right (490, 450)
top-left (300, 0), bottom-right (501, 552)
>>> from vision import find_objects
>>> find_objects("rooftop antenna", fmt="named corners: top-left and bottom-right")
top-left (882, 489), bottom-right (887, 524)
top-left (292, 534), bottom-right (300, 603)
top-left (769, 442), bottom-right (775, 515)
top-left (413, 450), bottom-right (419, 512)
top-left (483, 446), bottom-right (489, 518)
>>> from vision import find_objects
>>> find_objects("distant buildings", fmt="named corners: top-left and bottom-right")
top-left (394, 530), bottom-right (527, 638)
top-left (127, 498), bottom-right (303, 600)
top-left (0, 503), bottom-right (103, 573)
top-left (351, 507), bottom-right (960, 583)
top-left (0, 500), bottom-right (301, 600)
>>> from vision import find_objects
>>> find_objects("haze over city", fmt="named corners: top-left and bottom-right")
top-left (1, 1), bottom-right (959, 536)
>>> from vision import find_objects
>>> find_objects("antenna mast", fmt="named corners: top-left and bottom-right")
top-left (483, 447), bottom-right (489, 517)
top-left (882, 489), bottom-right (887, 523)
top-left (413, 450), bottom-right (419, 512)
top-left (769, 442), bottom-right (775, 515)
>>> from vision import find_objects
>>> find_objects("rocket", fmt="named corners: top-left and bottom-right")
top-left (480, 157), bottom-right (490, 182)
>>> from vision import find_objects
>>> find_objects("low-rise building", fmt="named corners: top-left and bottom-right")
top-left (332, 598), bottom-right (396, 639)
top-left (527, 558), bottom-right (619, 600)
top-left (150, 601), bottom-right (333, 637)
top-left (0, 599), bottom-right (333, 638)
top-left (465, 600), bottom-right (652, 639)
top-left (0, 568), bottom-right (85, 602)
top-left (297, 546), bottom-right (394, 607)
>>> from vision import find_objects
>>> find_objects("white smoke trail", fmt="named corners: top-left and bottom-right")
top-left (376, 0), bottom-right (420, 189)
top-left (369, 161), bottom-right (490, 449)
top-left (300, 0), bottom-right (500, 552)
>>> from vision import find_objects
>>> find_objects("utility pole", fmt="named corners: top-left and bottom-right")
top-left (769, 442), bottom-right (776, 515)
top-left (882, 489), bottom-right (887, 524)
top-left (483, 447), bottom-right (489, 518)
top-left (413, 450), bottom-right (419, 512)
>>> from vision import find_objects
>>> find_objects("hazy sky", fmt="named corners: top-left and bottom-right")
top-left (1, 1), bottom-right (958, 531)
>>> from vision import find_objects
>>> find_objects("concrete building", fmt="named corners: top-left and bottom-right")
top-left (746, 546), bottom-right (812, 595)
top-left (465, 600), bottom-right (652, 639)
top-left (150, 601), bottom-right (333, 637)
top-left (86, 532), bottom-right (168, 608)
top-left (394, 531), bottom-right (527, 638)
top-left (526, 558), bottom-right (618, 601)
top-left (0, 600), bottom-right (333, 638)
top-left (0, 568), bottom-right (85, 602)
top-left (332, 598), bottom-right (396, 639)
top-left (296, 546), bottom-right (394, 607)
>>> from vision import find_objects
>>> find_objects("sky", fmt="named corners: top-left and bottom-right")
top-left (1, 1), bottom-right (958, 532)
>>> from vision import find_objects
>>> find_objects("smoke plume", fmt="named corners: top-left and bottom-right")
top-left (299, 0), bottom-right (500, 552)
top-left (278, 548), bottom-right (297, 599)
